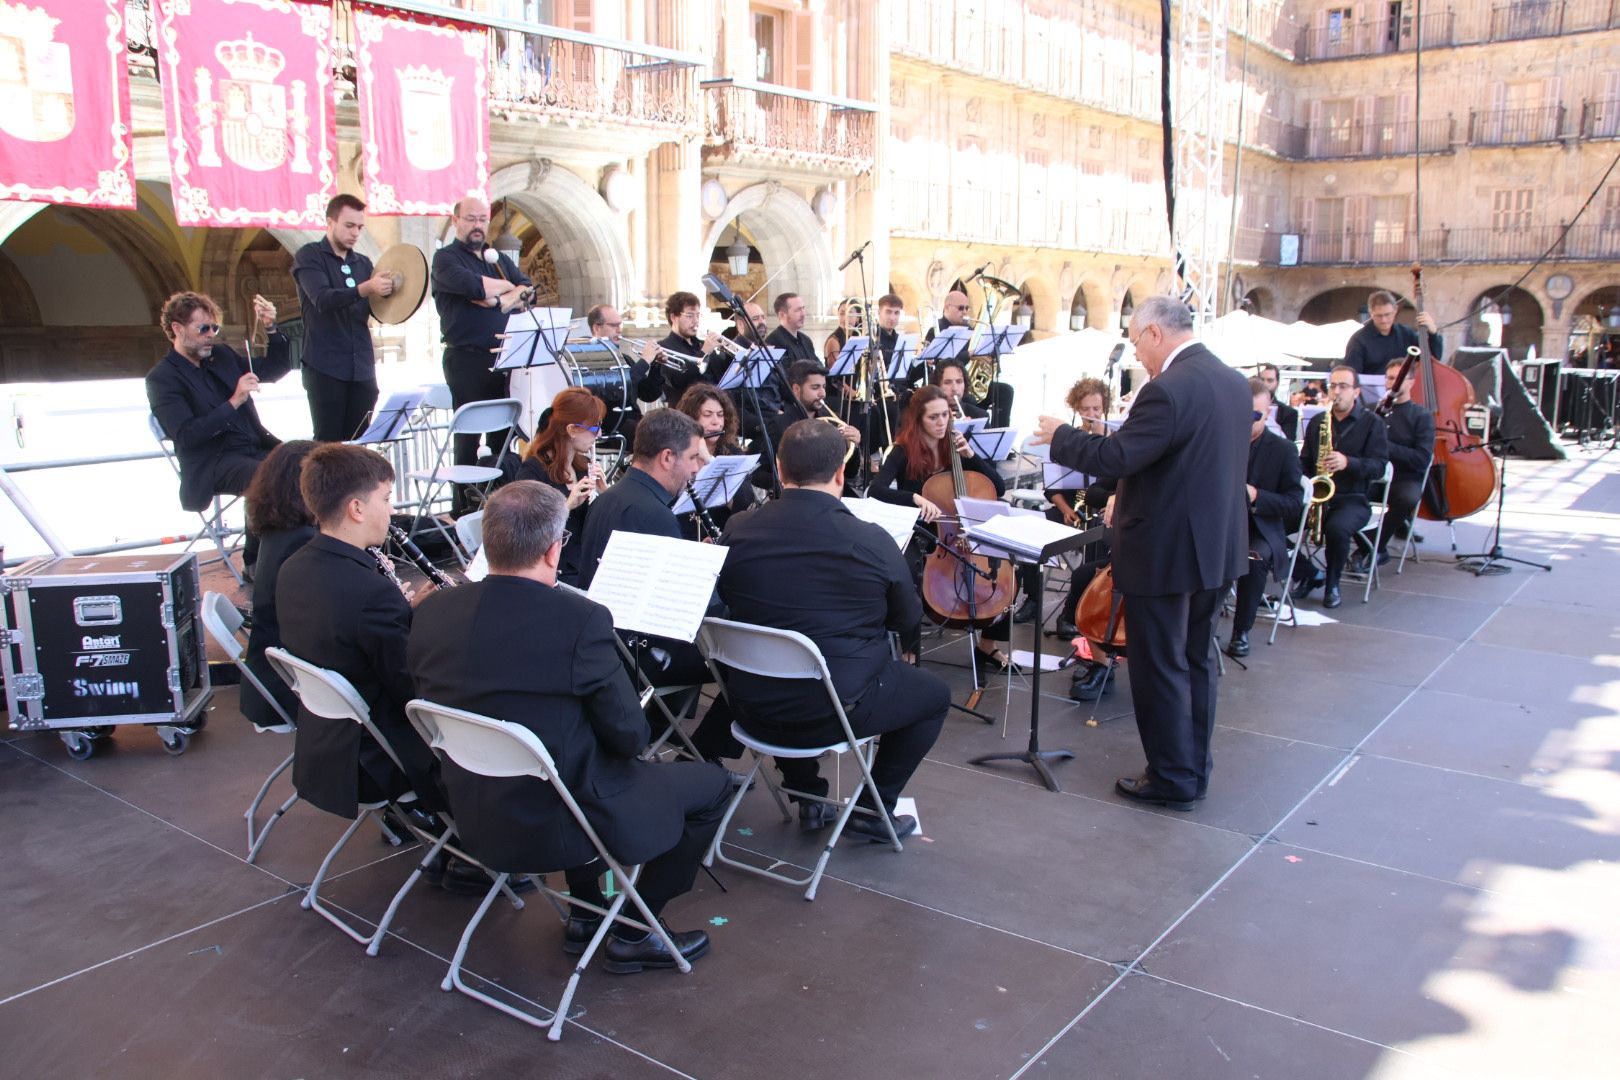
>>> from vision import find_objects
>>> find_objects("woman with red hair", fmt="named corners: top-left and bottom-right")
top-left (516, 387), bottom-right (606, 583)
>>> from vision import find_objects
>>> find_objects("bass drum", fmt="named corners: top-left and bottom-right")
top-left (560, 341), bottom-right (633, 434)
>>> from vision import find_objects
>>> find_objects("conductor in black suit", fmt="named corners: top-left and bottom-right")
top-left (409, 481), bottom-right (727, 972)
top-left (1032, 296), bottom-right (1251, 809)
top-left (146, 290), bottom-right (288, 570)
top-left (1226, 379), bottom-right (1306, 659)
top-left (276, 444), bottom-right (441, 819)
top-left (576, 408), bottom-right (738, 761)
top-left (718, 420), bottom-right (948, 840)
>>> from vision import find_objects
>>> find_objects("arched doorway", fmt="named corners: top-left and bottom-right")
top-left (699, 184), bottom-right (834, 317)
top-left (706, 217), bottom-right (765, 309)
top-left (1118, 288), bottom-right (1137, 331)
top-left (1299, 285), bottom-right (1389, 325)
top-left (1466, 286), bottom-right (1544, 357)
top-left (1241, 286), bottom-right (1275, 317)
top-left (1567, 284), bottom-right (1620, 367)
top-left (489, 161), bottom-right (635, 316)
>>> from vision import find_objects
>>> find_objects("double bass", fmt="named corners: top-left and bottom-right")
top-left (1391, 265), bottom-right (1497, 522)
top-left (919, 402), bottom-right (1016, 630)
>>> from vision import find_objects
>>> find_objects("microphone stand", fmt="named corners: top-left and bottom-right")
top-left (703, 275), bottom-right (782, 498)
top-left (1452, 435), bottom-right (1551, 576)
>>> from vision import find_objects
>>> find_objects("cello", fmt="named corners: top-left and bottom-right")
top-left (919, 400), bottom-right (1017, 630)
top-left (1404, 264), bottom-right (1497, 522)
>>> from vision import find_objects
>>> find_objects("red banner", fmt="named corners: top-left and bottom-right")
top-left (155, 0), bottom-right (335, 228)
top-left (354, 4), bottom-right (487, 216)
top-left (0, 0), bottom-right (135, 209)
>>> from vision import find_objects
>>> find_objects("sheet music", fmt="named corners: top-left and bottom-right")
top-left (494, 308), bottom-right (572, 370)
top-left (1042, 461), bottom-right (1093, 489)
top-left (919, 326), bottom-right (970, 361)
top-left (965, 513), bottom-right (1083, 560)
top-left (587, 531), bottom-right (727, 642)
top-left (955, 496), bottom-right (1043, 525)
top-left (888, 334), bottom-right (920, 379)
top-left (352, 388), bottom-right (426, 444)
top-left (670, 455), bottom-right (759, 514)
top-left (841, 497), bottom-right (921, 550)
top-left (464, 544), bottom-right (489, 582)
top-left (952, 416), bottom-right (988, 436)
top-left (966, 427), bottom-right (1019, 461)
top-left (831, 336), bottom-right (869, 376)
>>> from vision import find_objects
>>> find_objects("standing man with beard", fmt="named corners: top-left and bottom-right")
top-left (292, 194), bottom-right (394, 442)
top-left (431, 196), bottom-right (531, 512)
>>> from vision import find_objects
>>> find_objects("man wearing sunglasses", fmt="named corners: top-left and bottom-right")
top-left (292, 193), bottom-right (396, 442)
top-left (146, 289), bottom-right (288, 574)
top-left (1294, 364), bottom-right (1390, 608)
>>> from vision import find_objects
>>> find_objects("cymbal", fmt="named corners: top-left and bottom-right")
top-left (369, 243), bottom-right (428, 325)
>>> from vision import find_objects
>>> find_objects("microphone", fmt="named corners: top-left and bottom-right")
top-left (969, 262), bottom-right (991, 279)
top-left (837, 240), bottom-right (872, 271)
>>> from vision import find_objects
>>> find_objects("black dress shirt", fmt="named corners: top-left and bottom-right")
top-left (1345, 321), bottom-right (1444, 375)
top-left (576, 465), bottom-right (679, 588)
top-left (1381, 400), bottom-right (1435, 481)
top-left (870, 442), bottom-right (1003, 506)
top-left (430, 241), bottom-right (531, 349)
top-left (1300, 402), bottom-right (1390, 501)
top-left (640, 331), bottom-right (721, 403)
top-left (291, 240), bottom-right (375, 381)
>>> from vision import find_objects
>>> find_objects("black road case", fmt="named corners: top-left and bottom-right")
top-left (2, 553), bottom-right (211, 759)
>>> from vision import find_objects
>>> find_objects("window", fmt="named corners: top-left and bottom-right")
top-left (1600, 187), bottom-right (1620, 231)
top-left (1318, 98), bottom-right (1356, 154)
top-left (1326, 7), bottom-right (1353, 43)
top-left (1371, 195), bottom-right (1409, 258)
top-left (1492, 189), bottom-right (1534, 232)
top-left (1311, 198), bottom-right (1346, 261)
top-left (752, 10), bottom-right (778, 83)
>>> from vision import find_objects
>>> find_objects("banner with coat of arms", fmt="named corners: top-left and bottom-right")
top-left (154, 0), bottom-right (335, 228)
top-left (353, 4), bottom-right (487, 216)
top-left (0, 0), bottom-right (135, 209)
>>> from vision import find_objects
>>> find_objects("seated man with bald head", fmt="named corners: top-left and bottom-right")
top-left (924, 288), bottom-right (1014, 427)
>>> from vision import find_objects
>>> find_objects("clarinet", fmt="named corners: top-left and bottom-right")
top-left (685, 482), bottom-right (723, 543)
top-left (369, 545), bottom-right (412, 597)
top-left (387, 525), bottom-right (458, 589)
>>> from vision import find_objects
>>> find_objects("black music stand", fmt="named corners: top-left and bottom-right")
top-left (969, 524), bottom-right (1105, 792)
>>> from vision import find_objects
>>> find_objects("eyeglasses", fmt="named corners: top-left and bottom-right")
top-left (458, 214), bottom-right (490, 224)
top-left (1328, 382), bottom-right (1358, 391)
top-left (1252, 410), bottom-right (1265, 421)
top-left (573, 424), bottom-right (601, 435)
top-left (558, 529), bottom-right (572, 548)
top-left (194, 323), bottom-right (221, 335)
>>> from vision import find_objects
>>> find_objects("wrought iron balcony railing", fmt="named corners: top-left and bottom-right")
top-left (1304, 116), bottom-right (1456, 158)
top-left (1467, 104), bottom-right (1567, 145)
top-left (1295, 11), bottom-right (1455, 61)
top-left (1260, 223), bottom-right (1620, 266)
top-left (702, 80), bottom-right (877, 174)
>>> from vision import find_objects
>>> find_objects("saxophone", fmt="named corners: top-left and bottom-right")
top-left (1306, 406), bottom-right (1337, 547)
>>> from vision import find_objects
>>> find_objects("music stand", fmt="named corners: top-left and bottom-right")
top-left (350, 388), bottom-right (427, 445)
top-left (918, 326), bottom-right (970, 382)
top-left (703, 274), bottom-right (784, 495)
top-left (831, 335), bottom-right (868, 379)
top-left (1454, 435), bottom-right (1552, 576)
top-left (967, 524), bottom-right (1103, 792)
top-left (493, 307), bottom-right (571, 372)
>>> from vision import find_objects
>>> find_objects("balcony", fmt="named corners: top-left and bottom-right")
top-left (1260, 223), bottom-right (1620, 266)
top-left (1238, 114), bottom-right (1308, 158)
top-left (889, 179), bottom-right (1167, 256)
top-left (1578, 98), bottom-right (1620, 138)
top-left (124, 1), bottom-right (703, 138)
top-left (1468, 104), bottom-right (1567, 145)
top-left (1302, 117), bottom-right (1456, 159)
top-left (1295, 11), bottom-right (1455, 61)
top-left (702, 80), bottom-right (877, 176)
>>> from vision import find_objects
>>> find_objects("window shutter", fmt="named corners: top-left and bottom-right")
top-left (791, 10), bottom-right (817, 92)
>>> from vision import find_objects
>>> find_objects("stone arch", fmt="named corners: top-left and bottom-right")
top-left (1299, 285), bottom-right (1385, 324)
top-left (700, 183), bottom-right (834, 316)
top-left (1466, 285), bottom-right (1544, 356)
top-left (1072, 279), bottom-right (1110, 330)
top-left (0, 250), bottom-right (41, 326)
top-left (1018, 275), bottom-right (1058, 336)
top-left (1240, 286), bottom-right (1276, 317)
top-left (490, 160), bottom-right (635, 314)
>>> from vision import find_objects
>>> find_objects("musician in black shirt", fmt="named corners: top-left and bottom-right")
top-left (1295, 365), bottom-right (1390, 608)
top-left (1257, 363), bottom-right (1299, 441)
top-left (1377, 358), bottom-right (1435, 562)
top-left (1345, 289), bottom-right (1443, 376)
top-left (1228, 380), bottom-right (1306, 657)
top-left (641, 291), bottom-right (722, 406)
top-left (514, 388), bottom-right (606, 584)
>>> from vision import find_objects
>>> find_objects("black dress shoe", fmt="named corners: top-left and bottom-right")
top-left (1291, 574), bottom-right (1322, 600)
top-left (843, 810), bottom-right (917, 843)
top-left (1068, 660), bottom-right (1115, 702)
top-left (603, 925), bottom-right (710, 974)
top-left (563, 913), bottom-right (602, 955)
top-left (1051, 617), bottom-right (1079, 639)
top-left (1114, 774), bottom-right (1196, 811)
top-left (1225, 631), bottom-right (1250, 658)
top-left (1012, 596), bottom-right (1039, 624)
top-left (798, 801), bottom-right (838, 832)
top-left (1323, 586), bottom-right (1343, 609)
top-left (422, 856), bottom-right (496, 896)
top-left (974, 648), bottom-right (1017, 675)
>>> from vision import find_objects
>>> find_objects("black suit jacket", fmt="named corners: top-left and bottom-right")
top-left (718, 490), bottom-right (918, 729)
top-left (408, 575), bottom-right (689, 870)
top-left (1301, 403), bottom-right (1390, 501)
top-left (1273, 399), bottom-right (1299, 441)
top-left (1049, 344), bottom-right (1251, 596)
top-left (146, 337), bottom-right (289, 511)
top-left (1247, 431), bottom-right (1305, 582)
top-left (576, 465), bottom-right (679, 588)
top-left (276, 533), bottom-right (439, 817)
top-left (241, 524), bottom-right (314, 729)
top-left (1381, 400), bottom-right (1435, 481)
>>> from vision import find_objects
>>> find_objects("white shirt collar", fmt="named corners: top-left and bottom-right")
top-left (1157, 338), bottom-right (1198, 375)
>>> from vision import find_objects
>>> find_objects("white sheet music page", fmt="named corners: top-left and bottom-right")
top-left (841, 497), bottom-right (920, 550)
top-left (587, 531), bottom-right (727, 642)
top-left (670, 455), bottom-right (760, 514)
top-left (966, 513), bottom-right (1081, 560)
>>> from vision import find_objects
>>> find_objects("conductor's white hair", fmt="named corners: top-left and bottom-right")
top-left (1133, 295), bottom-right (1194, 333)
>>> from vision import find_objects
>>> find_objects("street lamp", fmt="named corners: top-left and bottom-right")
top-left (724, 224), bottom-right (750, 277)
top-left (1070, 298), bottom-right (1088, 331)
top-left (1015, 300), bottom-right (1034, 330)
top-left (492, 201), bottom-right (521, 258)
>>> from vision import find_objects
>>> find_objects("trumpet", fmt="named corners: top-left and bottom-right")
top-left (622, 337), bottom-right (701, 373)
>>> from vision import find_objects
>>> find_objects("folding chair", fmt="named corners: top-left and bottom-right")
top-left (148, 414), bottom-right (244, 585)
top-left (454, 510), bottom-right (484, 557)
top-left (405, 700), bottom-right (690, 1042)
top-left (1395, 459), bottom-right (1433, 575)
top-left (264, 647), bottom-right (523, 956)
top-left (407, 398), bottom-right (522, 565)
top-left (696, 616), bottom-right (903, 902)
top-left (1267, 474), bottom-right (1315, 644)
top-left (1344, 462), bottom-right (1395, 603)
top-left (199, 592), bottom-right (299, 863)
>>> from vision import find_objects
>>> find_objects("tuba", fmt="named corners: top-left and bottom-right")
top-left (1305, 405), bottom-right (1336, 547)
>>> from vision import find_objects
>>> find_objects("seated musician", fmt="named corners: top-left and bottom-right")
top-left (146, 290), bottom-right (288, 574)
top-left (1293, 364), bottom-right (1390, 608)
top-left (870, 385), bottom-right (1014, 673)
top-left (641, 291), bottom-right (722, 406)
top-left (240, 440), bottom-right (317, 733)
top-left (1376, 358), bottom-right (1434, 564)
top-left (1049, 378), bottom-right (1116, 642)
top-left (718, 420), bottom-right (947, 841)
top-left (584, 303), bottom-right (643, 438)
top-left (1258, 363), bottom-right (1299, 441)
top-left (408, 481), bottom-right (726, 970)
top-left (276, 444), bottom-right (481, 883)
top-left (516, 388), bottom-right (607, 585)
top-left (757, 361), bottom-right (860, 491)
top-left (1226, 379), bottom-right (1306, 658)
top-left (929, 358), bottom-right (987, 419)
top-left (924, 289), bottom-right (1013, 427)
top-left (576, 408), bottom-right (738, 761)
top-left (674, 385), bottom-right (757, 537)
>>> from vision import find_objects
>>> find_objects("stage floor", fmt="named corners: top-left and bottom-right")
top-left (4, 449), bottom-right (1618, 1079)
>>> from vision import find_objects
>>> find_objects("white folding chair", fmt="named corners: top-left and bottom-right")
top-left (199, 591), bottom-right (299, 863)
top-left (405, 699), bottom-right (689, 1042)
top-left (454, 510), bottom-right (484, 557)
top-left (1395, 459), bottom-right (1433, 574)
top-left (407, 398), bottom-right (522, 564)
top-left (148, 414), bottom-right (244, 585)
top-left (1267, 474), bottom-right (1315, 644)
top-left (1344, 462), bottom-right (1395, 603)
top-left (696, 616), bottom-right (902, 902)
top-left (264, 647), bottom-right (521, 956)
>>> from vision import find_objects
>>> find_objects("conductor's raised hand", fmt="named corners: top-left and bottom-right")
top-left (1029, 415), bottom-right (1065, 446)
